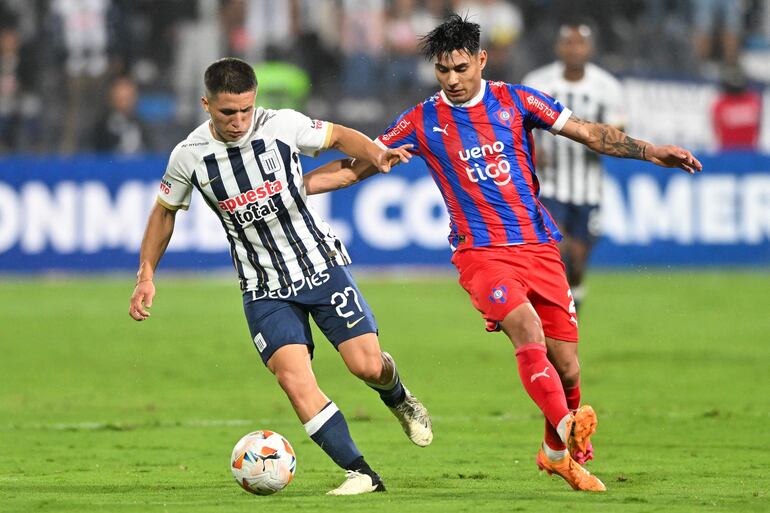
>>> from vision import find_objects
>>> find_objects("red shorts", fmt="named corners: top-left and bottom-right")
top-left (451, 242), bottom-right (578, 342)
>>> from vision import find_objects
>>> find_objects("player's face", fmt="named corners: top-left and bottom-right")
top-left (202, 90), bottom-right (256, 142)
top-left (556, 26), bottom-right (593, 71)
top-left (434, 49), bottom-right (487, 104)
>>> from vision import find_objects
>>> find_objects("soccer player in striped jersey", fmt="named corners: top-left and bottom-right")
top-left (304, 14), bottom-right (701, 492)
top-left (128, 58), bottom-right (431, 496)
top-left (522, 21), bottom-right (625, 311)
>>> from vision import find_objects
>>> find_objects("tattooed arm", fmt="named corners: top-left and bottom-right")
top-left (558, 114), bottom-right (702, 174)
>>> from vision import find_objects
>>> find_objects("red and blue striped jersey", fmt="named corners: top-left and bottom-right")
top-left (376, 80), bottom-right (572, 249)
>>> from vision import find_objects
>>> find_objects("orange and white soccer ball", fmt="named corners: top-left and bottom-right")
top-left (230, 430), bottom-right (296, 495)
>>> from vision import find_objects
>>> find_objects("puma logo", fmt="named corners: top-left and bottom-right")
top-left (530, 366), bottom-right (550, 382)
top-left (432, 124), bottom-right (449, 135)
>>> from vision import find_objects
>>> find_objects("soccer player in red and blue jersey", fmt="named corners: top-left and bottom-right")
top-left (305, 14), bottom-right (702, 492)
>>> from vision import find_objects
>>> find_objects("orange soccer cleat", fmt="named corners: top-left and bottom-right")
top-left (536, 448), bottom-right (606, 492)
top-left (568, 405), bottom-right (597, 463)
top-left (571, 441), bottom-right (594, 465)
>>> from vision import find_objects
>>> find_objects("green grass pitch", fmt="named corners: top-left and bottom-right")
top-left (1, 271), bottom-right (769, 512)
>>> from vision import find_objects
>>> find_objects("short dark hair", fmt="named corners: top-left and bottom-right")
top-left (419, 13), bottom-right (480, 61)
top-left (204, 57), bottom-right (257, 96)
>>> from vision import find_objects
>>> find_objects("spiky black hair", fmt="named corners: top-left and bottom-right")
top-left (419, 13), bottom-right (480, 61)
top-left (204, 57), bottom-right (257, 96)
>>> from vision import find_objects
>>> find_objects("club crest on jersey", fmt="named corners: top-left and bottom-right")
top-left (458, 141), bottom-right (512, 186)
top-left (497, 108), bottom-right (514, 127)
top-left (258, 149), bottom-right (281, 174)
top-left (489, 285), bottom-right (508, 304)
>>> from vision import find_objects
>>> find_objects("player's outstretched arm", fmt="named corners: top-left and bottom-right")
top-left (129, 202), bottom-right (178, 321)
top-left (328, 124), bottom-right (412, 173)
top-left (559, 114), bottom-right (703, 174)
top-left (304, 144), bottom-right (413, 195)
top-left (304, 158), bottom-right (371, 195)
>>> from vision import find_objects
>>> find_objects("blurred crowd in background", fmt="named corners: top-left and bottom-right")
top-left (1, 0), bottom-right (769, 156)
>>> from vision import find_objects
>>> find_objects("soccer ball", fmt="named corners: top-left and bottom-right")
top-left (230, 430), bottom-right (297, 495)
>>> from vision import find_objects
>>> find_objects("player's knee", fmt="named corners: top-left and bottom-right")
top-left (501, 306), bottom-right (544, 345)
top-left (347, 355), bottom-right (383, 383)
top-left (275, 369), bottom-right (317, 400)
top-left (509, 319), bottom-right (545, 345)
top-left (524, 318), bottom-right (545, 342)
top-left (556, 360), bottom-right (580, 388)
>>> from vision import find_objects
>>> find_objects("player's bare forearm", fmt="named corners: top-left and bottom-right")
top-left (560, 114), bottom-right (702, 174)
top-left (303, 158), bottom-right (379, 195)
top-left (328, 125), bottom-right (412, 173)
top-left (136, 202), bottom-right (177, 282)
top-left (130, 202), bottom-right (176, 321)
top-left (561, 114), bottom-right (647, 158)
top-left (329, 125), bottom-right (381, 166)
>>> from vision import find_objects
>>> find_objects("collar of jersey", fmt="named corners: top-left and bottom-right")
top-left (439, 80), bottom-right (487, 108)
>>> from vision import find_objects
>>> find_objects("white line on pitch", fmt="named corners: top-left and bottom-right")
top-left (0, 418), bottom-right (259, 432)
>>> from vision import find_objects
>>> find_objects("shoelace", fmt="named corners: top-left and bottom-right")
top-left (397, 398), bottom-right (430, 427)
top-left (333, 471), bottom-right (367, 492)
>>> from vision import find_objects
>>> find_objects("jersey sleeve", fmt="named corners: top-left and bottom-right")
top-left (281, 109), bottom-right (333, 157)
top-left (157, 144), bottom-right (193, 211)
top-left (375, 108), bottom-right (420, 154)
top-left (511, 85), bottom-right (572, 134)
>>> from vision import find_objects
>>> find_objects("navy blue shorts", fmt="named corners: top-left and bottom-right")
top-left (540, 197), bottom-right (601, 244)
top-left (242, 265), bottom-right (378, 365)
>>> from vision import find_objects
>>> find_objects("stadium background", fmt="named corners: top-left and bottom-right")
top-left (1, 1), bottom-right (769, 512)
top-left (1, 0), bottom-right (770, 270)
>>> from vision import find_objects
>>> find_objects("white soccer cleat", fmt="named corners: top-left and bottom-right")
top-left (388, 388), bottom-right (433, 447)
top-left (326, 470), bottom-right (386, 496)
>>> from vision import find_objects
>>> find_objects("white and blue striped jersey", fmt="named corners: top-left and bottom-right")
top-left (157, 107), bottom-right (350, 291)
top-left (523, 62), bottom-right (625, 206)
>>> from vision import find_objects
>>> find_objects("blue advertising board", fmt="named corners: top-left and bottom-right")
top-left (0, 152), bottom-right (768, 272)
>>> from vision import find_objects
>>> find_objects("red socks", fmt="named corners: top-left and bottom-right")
top-left (544, 383), bottom-right (581, 450)
top-left (515, 343), bottom-right (570, 430)
top-left (565, 383), bottom-right (581, 410)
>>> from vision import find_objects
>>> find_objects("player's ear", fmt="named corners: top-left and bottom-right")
top-left (201, 96), bottom-right (210, 113)
top-left (478, 49), bottom-right (488, 71)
